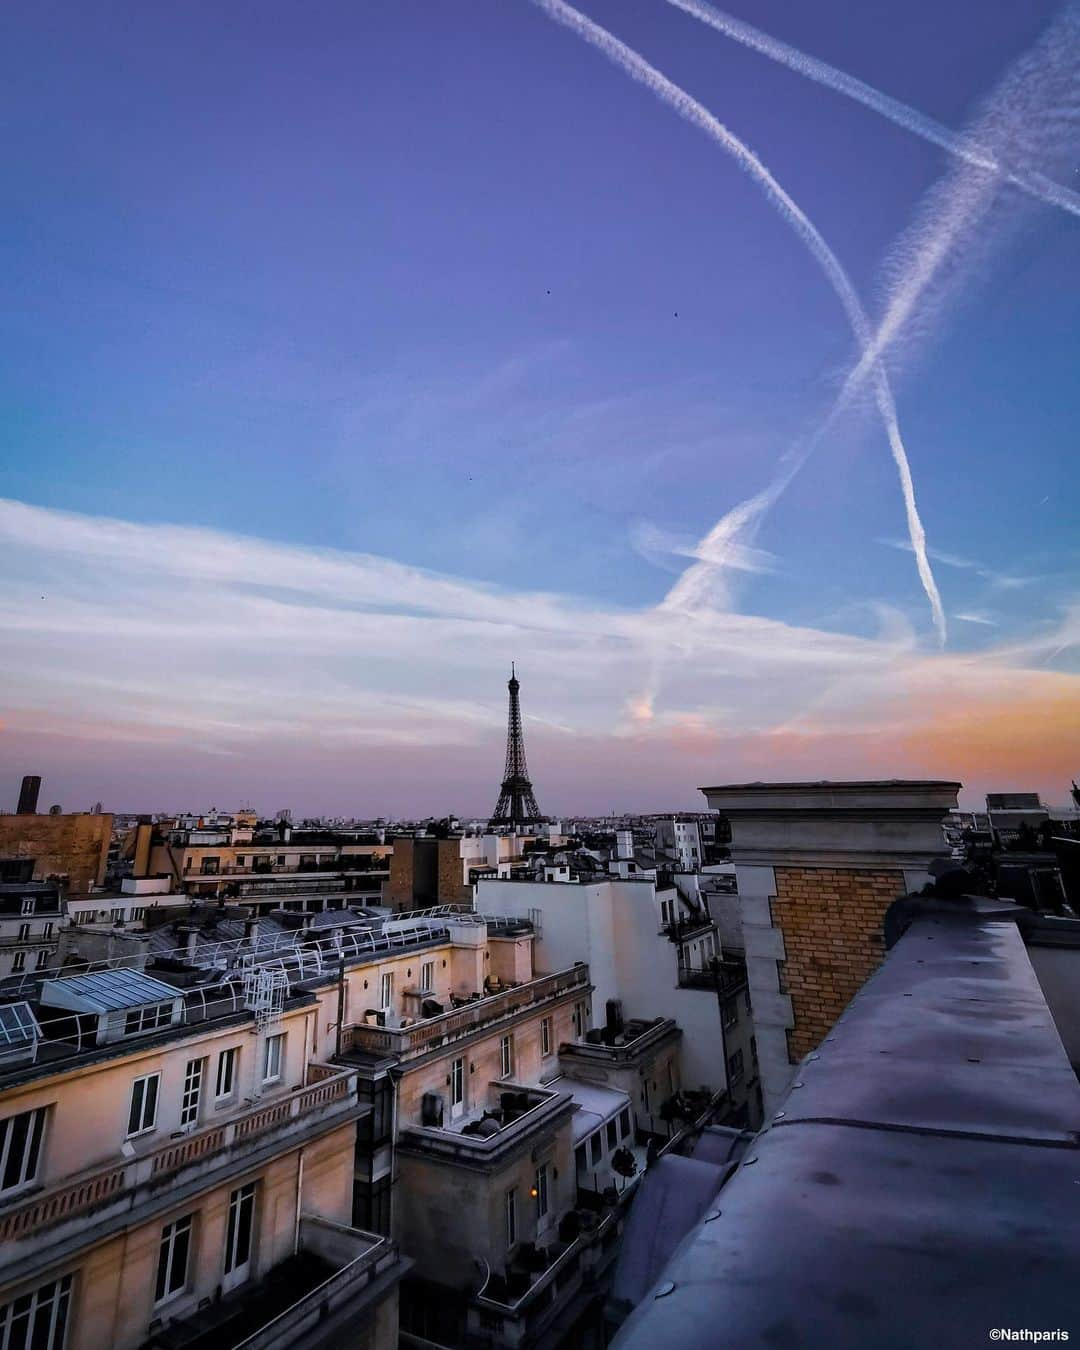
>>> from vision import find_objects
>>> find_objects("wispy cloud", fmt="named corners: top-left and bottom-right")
top-left (0, 498), bottom-right (1076, 812)
top-left (954, 611), bottom-right (999, 627)
top-left (880, 537), bottom-right (1039, 590)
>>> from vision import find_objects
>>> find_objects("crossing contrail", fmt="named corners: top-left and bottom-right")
top-left (662, 0), bottom-right (1080, 222)
top-left (666, 0), bottom-right (1080, 630)
top-left (527, 0), bottom-right (947, 643)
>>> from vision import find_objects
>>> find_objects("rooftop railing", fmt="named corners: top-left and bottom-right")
top-left (344, 964), bottom-right (590, 1060)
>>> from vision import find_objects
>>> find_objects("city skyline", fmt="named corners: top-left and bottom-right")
top-left (1, 0), bottom-right (1077, 813)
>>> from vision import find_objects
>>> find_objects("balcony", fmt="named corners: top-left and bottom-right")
top-left (558, 1016), bottom-right (681, 1070)
top-left (676, 955), bottom-right (748, 996)
top-left (468, 1202), bottom-right (625, 1348)
top-left (343, 964), bottom-right (590, 1063)
top-left (397, 1082), bottom-right (574, 1168)
top-left (660, 915), bottom-right (716, 944)
top-left (145, 1217), bottom-right (406, 1350)
top-left (0, 1064), bottom-right (362, 1280)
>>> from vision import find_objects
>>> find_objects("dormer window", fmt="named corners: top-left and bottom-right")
top-left (124, 1003), bottom-right (174, 1036)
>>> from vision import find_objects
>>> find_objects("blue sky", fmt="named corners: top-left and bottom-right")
top-left (0, 0), bottom-right (1077, 814)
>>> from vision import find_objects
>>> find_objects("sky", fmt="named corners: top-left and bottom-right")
top-left (0, 0), bottom-right (1078, 817)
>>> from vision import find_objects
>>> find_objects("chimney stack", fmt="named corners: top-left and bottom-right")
top-left (17, 775), bottom-right (41, 815)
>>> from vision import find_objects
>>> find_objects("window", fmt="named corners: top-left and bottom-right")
top-left (127, 1073), bottom-right (160, 1137)
top-left (505, 1187), bottom-right (517, 1248)
top-left (420, 960), bottom-right (435, 992)
top-left (155, 1214), bottom-right (194, 1304)
top-left (606, 1119), bottom-right (618, 1151)
top-left (722, 1000), bottom-right (739, 1031)
top-left (590, 1132), bottom-right (602, 1165)
top-left (224, 1182), bottom-right (257, 1288)
top-left (111, 908), bottom-right (124, 924)
top-left (180, 1059), bottom-right (204, 1128)
top-left (216, 1047), bottom-right (238, 1100)
top-left (16, 924), bottom-right (29, 943)
top-left (76, 910), bottom-right (94, 925)
top-left (12, 953), bottom-right (25, 973)
top-left (42, 922), bottom-right (54, 940)
top-left (200, 857), bottom-right (220, 876)
top-left (575, 1143), bottom-right (587, 1175)
top-left (727, 1049), bottom-right (745, 1085)
top-left (380, 972), bottom-right (394, 1011)
top-left (500, 1034), bottom-right (514, 1078)
top-left (262, 1033), bottom-right (285, 1084)
top-left (533, 1164), bottom-right (549, 1220)
top-left (450, 1056), bottom-right (465, 1112)
top-left (124, 1003), bottom-right (173, 1036)
top-left (0, 1274), bottom-right (72, 1350)
top-left (540, 1017), bottom-right (552, 1057)
top-left (0, 1106), bottom-right (46, 1195)
top-left (20, 899), bottom-right (34, 916)
top-left (619, 1107), bottom-right (632, 1140)
top-left (35, 951), bottom-right (48, 971)
top-left (131, 908), bottom-right (145, 923)
top-left (572, 1002), bottom-right (587, 1037)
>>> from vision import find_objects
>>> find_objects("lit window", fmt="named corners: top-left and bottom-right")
top-left (533, 1164), bottom-right (549, 1219)
top-left (155, 1214), bottom-right (194, 1304)
top-left (0, 1106), bottom-right (46, 1194)
top-left (262, 1033), bottom-right (285, 1084)
top-left (500, 1034), bottom-right (514, 1078)
top-left (127, 1073), bottom-right (160, 1137)
top-left (0, 1274), bottom-right (72, 1350)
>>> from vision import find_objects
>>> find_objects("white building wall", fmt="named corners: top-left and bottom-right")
top-left (477, 878), bottom-right (730, 1094)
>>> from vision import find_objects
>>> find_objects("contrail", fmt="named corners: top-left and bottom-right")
top-left (662, 0), bottom-right (1080, 222)
top-left (666, 0), bottom-right (1080, 640)
top-left (526, 0), bottom-right (947, 643)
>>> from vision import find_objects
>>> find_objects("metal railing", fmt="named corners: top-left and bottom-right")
top-left (346, 965), bottom-right (589, 1058)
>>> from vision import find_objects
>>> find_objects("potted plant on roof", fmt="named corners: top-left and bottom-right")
top-left (611, 1146), bottom-right (637, 1192)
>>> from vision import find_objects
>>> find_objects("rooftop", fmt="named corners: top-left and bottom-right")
top-left (39, 968), bottom-right (181, 1013)
top-left (610, 900), bottom-right (1080, 1349)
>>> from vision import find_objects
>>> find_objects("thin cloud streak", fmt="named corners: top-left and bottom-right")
top-left (663, 0), bottom-right (1080, 220)
top-left (525, 0), bottom-right (946, 642)
top-left (0, 500), bottom-right (1076, 812)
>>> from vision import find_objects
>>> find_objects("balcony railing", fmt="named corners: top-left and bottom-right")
top-left (344, 964), bottom-right (590, 1060)
top-left (0, 1064), bottom-right (357, 1245)
top-left (676, 956), bottom-right (748, 996)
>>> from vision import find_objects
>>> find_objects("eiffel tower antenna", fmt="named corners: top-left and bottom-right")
top-left (489, 665), bottom-right (545, 828)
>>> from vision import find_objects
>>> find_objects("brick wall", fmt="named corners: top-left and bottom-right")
top-left (436, 839), bottom-right (471, 905)
top-left (771, 866), bottom-right (904, 1062)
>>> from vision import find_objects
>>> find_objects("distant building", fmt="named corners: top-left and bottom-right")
top-left (0, 788), bottom-right (112, 897)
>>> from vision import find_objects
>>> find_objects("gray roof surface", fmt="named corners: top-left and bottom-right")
top-left (41, 968), bottom-right (181, 1011)
top-left (612, 905), bottom-right (1080, 1350)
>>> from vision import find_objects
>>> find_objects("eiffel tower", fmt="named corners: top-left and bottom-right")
top-left (489, 665), bottom-right (545, 827)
